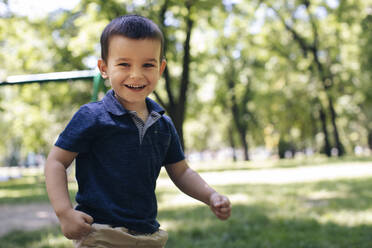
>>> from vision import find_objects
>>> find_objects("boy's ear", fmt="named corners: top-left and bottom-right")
top-left (159, 59), bottom-right (167, 77)
top-left (98, 59), bottom-right (108, 79)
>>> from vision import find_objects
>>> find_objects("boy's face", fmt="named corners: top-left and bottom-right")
top-left (98, 35), bottom-right (166, 109)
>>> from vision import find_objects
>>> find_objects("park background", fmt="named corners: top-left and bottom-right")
top-left (1, 0), bottom-right (372, 247)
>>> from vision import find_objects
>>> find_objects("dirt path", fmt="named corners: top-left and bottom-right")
top-left (1, 161), bottom-right (372, 237)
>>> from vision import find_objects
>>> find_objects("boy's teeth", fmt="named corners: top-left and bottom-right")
top-left (126, 84), bottom-right (145, 89)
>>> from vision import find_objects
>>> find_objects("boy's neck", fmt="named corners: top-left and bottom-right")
top-left (135, 108), bottom-right (149, 122)
top-left (125, 102), bottom-right (149, 122)
top-left (129, 105), bottom-right (149, 122)
top-left (123, 101), bottom-right (147, 114)
top-left (114, 93), bottom-right (149, 121)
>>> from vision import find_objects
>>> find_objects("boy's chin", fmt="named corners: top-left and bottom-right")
top-left (115, 93), bottom-right (147, 106)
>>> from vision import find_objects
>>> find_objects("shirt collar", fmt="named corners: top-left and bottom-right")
top-left (146, 97), bottom-right (165, 115)
top-left (102, 89), bottom-right (165, 116)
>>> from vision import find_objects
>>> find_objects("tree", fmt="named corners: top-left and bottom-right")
top-left (360, 7), bottom-right (372, 150)
top-left (151, 0), bottom-right (225, 149)
top-left (211, 1), bottom-right (266, 161)
top-left (1, 0), bottom-right (371, 164)
top-left (152, 0), bottom-right (194, 149)
top-left (263, 0), bottom-right (348, 156)
top-left (0, 10), bottom-right (92, 164)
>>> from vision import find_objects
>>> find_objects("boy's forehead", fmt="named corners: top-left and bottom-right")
top-left (107, 35), bottom-right (162, 59)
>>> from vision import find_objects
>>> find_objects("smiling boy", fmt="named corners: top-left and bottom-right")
top-left (45, 15), bottom-right (231, 248)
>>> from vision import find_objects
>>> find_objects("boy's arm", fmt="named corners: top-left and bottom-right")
top-left (165, 160), bottom-right (231, 220)
top-left (45, 146), bottom-right (93, 239)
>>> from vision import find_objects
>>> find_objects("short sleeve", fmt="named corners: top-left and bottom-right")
top-left (55, 105), bottom-right (96, 153)
top-left (163, 116), bottom-right (185, 165)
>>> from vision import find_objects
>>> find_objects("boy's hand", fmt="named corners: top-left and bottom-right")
top-left (58, 208), bottom-right (93, 240)
top-left (209, 192), bottom-right (231, 220)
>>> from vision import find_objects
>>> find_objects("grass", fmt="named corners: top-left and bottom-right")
top-left (158, 178), bottom-right (372, 248)
top-left (0, 169), bottom-right (77, 205)
top-left (0, 175), bottom-right (49, 204)
top-left (187, 155), bottom-right (372, 173)
top-left (0, 227), bottom-right (73, 248)
top-left (1, 156), bottom-right (372, 247)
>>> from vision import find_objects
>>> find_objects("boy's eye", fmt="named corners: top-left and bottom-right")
top-left (143, 63), bottom-right (155, 68)
top-left (118, 63), bottom-right (130, 67)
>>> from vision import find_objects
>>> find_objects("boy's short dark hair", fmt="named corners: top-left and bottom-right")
top-left (100, 14), bottom-right (164, 62)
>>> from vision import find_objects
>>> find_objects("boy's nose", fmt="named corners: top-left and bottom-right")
top-left (130, 66), bottom-right (143, 79)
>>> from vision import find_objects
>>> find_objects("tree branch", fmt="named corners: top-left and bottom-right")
top-left (152, 90), bottom-right (168, 112)
top-left (303, 1), bottom-right (332, 89)
top-left (178, 0), bottom-right (194, 122)
top-left (265, 2), bottom-right (311, 57)
top-left (159, 0), bottom-right (174, 108)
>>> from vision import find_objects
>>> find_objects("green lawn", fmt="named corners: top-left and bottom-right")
top-left (0, 172), bottom-right (77, 205)
top-left (0, 174), bottom-right (49, 205)
top-left (1, 157), bottom-right (372, 247)
top-left (188, 155), bottom-right (372, 173)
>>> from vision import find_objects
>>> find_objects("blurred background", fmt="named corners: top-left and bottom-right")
top-left (1, 0), bottom-right (372, 167)
top-left (1, 0), bottom-right (372, 247)
top-left (1, 0), bottom-right (372, 165)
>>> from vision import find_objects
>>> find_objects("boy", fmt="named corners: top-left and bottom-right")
top-left (45, 15), bottom-right (231, 248)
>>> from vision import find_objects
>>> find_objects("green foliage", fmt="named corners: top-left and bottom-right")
top-left (359, 11), bottom-right (372, 139)
top-left (0, 82), bottom-right (91, 163)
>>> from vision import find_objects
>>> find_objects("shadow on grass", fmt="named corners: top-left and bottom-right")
top-left (159, 204), bottom-right (372, 248)
top-left (305, 177), bottom-right (372, 212)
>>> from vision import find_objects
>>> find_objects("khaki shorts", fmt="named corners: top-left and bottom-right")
top-left (74, 223), bottom-right (168, 248)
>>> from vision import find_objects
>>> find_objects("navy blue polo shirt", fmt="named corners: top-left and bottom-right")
top-left (55, 89), bottom-right (185, 234)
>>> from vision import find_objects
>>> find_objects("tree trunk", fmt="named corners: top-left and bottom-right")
top-left (307, 2), bottom-right (345, 156)
top-left (312, 50), bottom-right (345, 156)
top-left (228, 130), bottom-right (237, 162)
top-left (327, 96), bottom-right (345, 156)
top-left (155, 0), bottom-right (194, 150)
top-left (175, 2), bottom-right (193, 149)
top-left (368, 130), bottom-right (372, 151)
top-left (318, 105), bottom-right (332, 157)
top-left (238, 127), bottom-right (250, 161)
top-left (228, 79), bottom-right (250, 161)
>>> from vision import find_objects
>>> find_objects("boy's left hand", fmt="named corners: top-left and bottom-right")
top-left (209, 192), bottom-right (231, 220)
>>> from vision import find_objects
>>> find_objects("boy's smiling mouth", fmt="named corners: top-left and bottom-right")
top-left (125, 84), bottom-right (146, 90)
